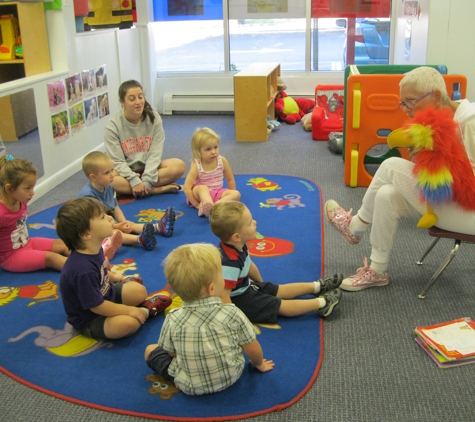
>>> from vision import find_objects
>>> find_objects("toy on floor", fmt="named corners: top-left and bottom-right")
top-left (274, 76), bottom-right (315, 125)
top-left (267, 115), bottom-right (280, 132)
top-left (311, 85), bottom-right (344, 140)
top-left (387, 106), bottom-right (475, 228)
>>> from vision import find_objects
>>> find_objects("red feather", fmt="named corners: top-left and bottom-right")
top-left (405, 107), bottom-right (475, 211)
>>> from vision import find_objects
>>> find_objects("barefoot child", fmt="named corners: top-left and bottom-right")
top-left (145, 243), bottom-right (274, 395)
top-left (56, 197), bottom-right (171, 340)
top-left (0, 156), bottom-right (69, 272)
top-left (184, 127), bottom-right (241, 217)
top-left (209, 201), bottom-right (343, 321)
top-left (78, 151), bottom-right (176, 258)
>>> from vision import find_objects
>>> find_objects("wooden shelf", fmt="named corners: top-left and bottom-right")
top-left (234, 62), bottom-right (280, 142)
top-left (0, 2), bottom-right (51, 84)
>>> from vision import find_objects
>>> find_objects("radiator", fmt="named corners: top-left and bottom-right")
top-left (162, 94), bottom-right (234, 115)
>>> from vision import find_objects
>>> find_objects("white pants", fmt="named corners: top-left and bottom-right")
top-left (357, 157), bottom-right (475, 265)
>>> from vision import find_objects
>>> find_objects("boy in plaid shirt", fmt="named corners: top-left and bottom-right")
top-left (144, 243), bottom-right (274, 395)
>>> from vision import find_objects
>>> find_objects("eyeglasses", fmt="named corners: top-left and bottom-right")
top-left (398, 92), bottom-right (432, 110)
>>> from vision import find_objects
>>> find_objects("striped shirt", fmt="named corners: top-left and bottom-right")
top-left (158, 296), bottom-right (256, 395)
top-left (193, 155), bottom-right (224, 190)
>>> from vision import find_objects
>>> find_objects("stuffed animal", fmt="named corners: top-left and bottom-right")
top-left (387, 106), bottom-right (475, 228)
top-left (275, 91), bottom-right (315, 125)
top-left (274, 76), bottom-right (315, 125)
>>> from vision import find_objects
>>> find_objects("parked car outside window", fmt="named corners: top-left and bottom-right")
top-left (336, 18), bottom-right (390, 66)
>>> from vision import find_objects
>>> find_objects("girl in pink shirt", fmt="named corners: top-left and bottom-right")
top-left (0, 156), bottom-right (69, 272)
top-left (184, 128), bottom-right (241, 217)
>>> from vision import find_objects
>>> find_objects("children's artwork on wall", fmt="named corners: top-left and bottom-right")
top-left (95, 65), bottom-right (108, 92)
top-left (81, 69), bottom-right (96, 98)
top-left (65, 74), bottom-right (83, 107)
top-left (85, 97), bottom-right (99, 126)
top-left (47, 80), bottom-right (66, 113)
top-left (51, 111), bottom-right (70, 144)
top-left (69, 102), bottom-right (86, 135)
top-left (98, 92), bottom-right (110, 118)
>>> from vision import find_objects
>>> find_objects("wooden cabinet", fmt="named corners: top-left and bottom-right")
top-left (0, 2), bottom-right (51, 84)
top-left (234, 62), bottom-right (280, 142)
top-left (0, 89), bottom-right (37, 141)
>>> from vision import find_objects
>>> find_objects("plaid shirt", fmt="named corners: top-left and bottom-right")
top-left (158, 296), bottom-right (256, 395)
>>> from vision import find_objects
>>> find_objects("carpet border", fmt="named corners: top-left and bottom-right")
top-left (2, 174), bottom-right (326, 421)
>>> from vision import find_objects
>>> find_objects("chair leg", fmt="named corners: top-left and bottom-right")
top-left (416, 237), bottom-right (441, 265)
top-left (418, 240), bottom-right (461, 299)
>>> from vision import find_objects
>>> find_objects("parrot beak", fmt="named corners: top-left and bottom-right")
top-left (387, 127), bottom-right (414, 149)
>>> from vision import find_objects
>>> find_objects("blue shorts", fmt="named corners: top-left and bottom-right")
top-left (146, 346), bottom-right (175, 381)
top-left (231, 281), bottom-right (281, 324)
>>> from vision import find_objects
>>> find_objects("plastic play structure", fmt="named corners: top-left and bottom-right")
top-left (342, 65), bottom-right (466, 187)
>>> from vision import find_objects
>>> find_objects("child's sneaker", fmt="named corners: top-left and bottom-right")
top-left (325, 199), bottom-right (362, 245)
top-left (341, 258), bottom-right (389, 291)
top-left (315, 288), bottom-right (342, 318)
top-left (123, 275), bottom-right (143, 284)
top-left (102, 230), bottom-right (122, 261)
top-left (141, 293), bottom-right (172, 317)
top-left (315, 273), bottom-right (343, 295)
top-left (138, 223), bottom-right (157, 250)
top-left (198, 201), bottom-right (213, 217)
top-left (155, 206), bottom-right (175, 237)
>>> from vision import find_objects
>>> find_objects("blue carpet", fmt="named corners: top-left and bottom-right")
top-left (0, 175), bottom-right (324, 421)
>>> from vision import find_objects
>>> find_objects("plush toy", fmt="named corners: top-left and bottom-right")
top-left (387, 106), bottom-right (475, 229)
top-left (275, 91), bottom-right (315, 125)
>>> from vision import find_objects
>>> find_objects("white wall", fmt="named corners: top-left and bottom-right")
top-left (393, 0), bottom-right (475, 101)
top-left (0, 4), bottom-right (142, 203)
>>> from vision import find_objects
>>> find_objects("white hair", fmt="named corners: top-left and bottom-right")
top-left (399, 67), bottom-right (450, 103)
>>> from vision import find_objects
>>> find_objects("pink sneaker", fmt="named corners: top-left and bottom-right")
top-left (198, 201), bottom-right (213, 218)
top-left (325, 200), bottom-right (363, 245)
top-left (102, 230), bottom-right (123, 261)
top-left (341, 258), bottom-right (389, 291)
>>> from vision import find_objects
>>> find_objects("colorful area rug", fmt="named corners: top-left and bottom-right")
top-left (0, 175), bottom-right (324, 421)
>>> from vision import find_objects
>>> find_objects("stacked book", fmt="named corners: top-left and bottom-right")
top-left (415, 317), bottom-right (475, 368)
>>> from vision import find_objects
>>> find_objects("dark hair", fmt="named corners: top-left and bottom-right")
top-left (118, 80), bottom-right (155, 124)
top-left (56, 197), bottom-right (105, 251)
top-left (0, 156), bottom-right (37, 197)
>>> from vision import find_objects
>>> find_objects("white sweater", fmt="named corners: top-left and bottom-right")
top-left (104, 109), bottom-right (165, 190)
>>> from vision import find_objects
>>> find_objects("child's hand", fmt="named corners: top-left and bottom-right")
top-left (114, 221), bottom-right (133, 233)
top-left (253, 359), bottom-right (275, 373)
top-left (128, 306), bottom-right (147, 324)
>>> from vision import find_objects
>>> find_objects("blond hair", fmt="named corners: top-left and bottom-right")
top-left (0, 156), bottom-right (37, 198)
top-left (163, 243), bottom-right (222, 302)
top-left (82, 151), bottom-right (113, 178)
top-left (190, 127), bottom-right (220, 161)
top-left (209, 201), bottom-right (245, 242)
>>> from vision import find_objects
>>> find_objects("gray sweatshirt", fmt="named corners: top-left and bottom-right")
top-left (104, 109), bottom-right (165, 190)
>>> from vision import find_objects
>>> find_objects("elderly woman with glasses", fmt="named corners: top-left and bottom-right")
top-left (324, 66), bottom-right (475, 292)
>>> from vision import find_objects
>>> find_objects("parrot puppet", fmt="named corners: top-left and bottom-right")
top-left (387, 106), bottom-right (475, 229)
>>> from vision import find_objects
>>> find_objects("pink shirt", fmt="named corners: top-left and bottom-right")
top-left (193, 155), bottom-right (224, 190)
top-left (0, 202), bottom-right (29, 263)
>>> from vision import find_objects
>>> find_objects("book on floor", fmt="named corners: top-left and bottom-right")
top-left (415, 317), bottom-right (475, 367)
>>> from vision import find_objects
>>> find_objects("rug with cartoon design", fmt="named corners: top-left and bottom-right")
top-left (0, 175), bottom-right (324, 421)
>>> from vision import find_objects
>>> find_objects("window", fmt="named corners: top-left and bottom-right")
top-left (151, 0), bottom-right (391, 74)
